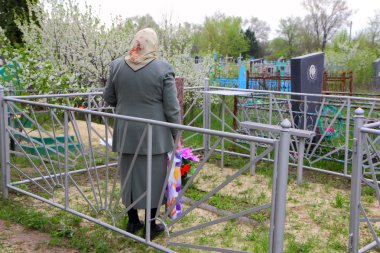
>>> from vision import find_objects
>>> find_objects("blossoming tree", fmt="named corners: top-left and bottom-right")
top-left (0, 0), bottom-right (213, 97)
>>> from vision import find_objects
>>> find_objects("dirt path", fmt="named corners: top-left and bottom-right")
top-left (0, 219), bottom-right (78, 253)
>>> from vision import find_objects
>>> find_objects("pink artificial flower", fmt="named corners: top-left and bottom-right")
top-left (323, 127), bottom-right (335, 133)
top-left (181, 147), bottom-right (199, 162)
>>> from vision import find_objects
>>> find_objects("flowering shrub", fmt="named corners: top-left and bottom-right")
top-left (1, 0), bottom-right (215, 107)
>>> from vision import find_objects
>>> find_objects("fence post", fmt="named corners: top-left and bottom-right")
top-left (145, 124), bottom-right (153, 242)
top-left (272, 119), bottom-right (291, 253)
top-left (64, 110), bottom-right (69, 209)
top-left (246, 69), bottom-right (250, 89)
top-left (0, 85), bottom-right (9, 199)
top-left (348, 107), bottom-right (364, 253)
top-left (203, 78), bottom-right (210, 152)
top-left (297, 138), bottom-right (305, 185)
top-left (341, 72), bottom-right (346, 93)
top-left (322, 71), bottom-right (327, 93)
top-left (249, 129), bottom-right (256, 175)
top-left (233, 94), bottom-right (238, 131)
top-left (349, 71), bottom-right (353, 95)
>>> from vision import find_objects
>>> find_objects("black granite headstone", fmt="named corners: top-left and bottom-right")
top-left (291, 52), bottom-right (324, 130)
top-left (374, 58), bottom-right (380, 89)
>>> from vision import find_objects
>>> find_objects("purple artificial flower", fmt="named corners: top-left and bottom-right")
top-left (181, 147), bottom-right (199, 162)
top-left (176, 202), bottom-right (182, 210)
top-left (175, 150), bottom-right (183, 166)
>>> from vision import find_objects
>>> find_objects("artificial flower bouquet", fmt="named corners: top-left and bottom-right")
top-left (180, 146), bottom-right (199, 184)
top-left (166, 146), bottom-right (199, 219)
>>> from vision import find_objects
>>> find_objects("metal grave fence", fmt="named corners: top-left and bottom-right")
top-left (2, 80), bottom-right (380, 252)
top-left (190, 81), bottom-right (380, 185)
top-left (349, 108), bottom-right (380, 253)
top-left (0, 86), bottom-right (299, 252)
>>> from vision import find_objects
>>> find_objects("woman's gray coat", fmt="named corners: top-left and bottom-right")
top-left (104, 57), bottom-right (180, 155)
top-left (103, 57), bottom-right (180, 209)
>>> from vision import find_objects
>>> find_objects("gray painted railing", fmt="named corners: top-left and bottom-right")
top-left (349, 108), bottom-right (380, 253)
top-left (0, 84), bottom-right (296, 252)
top-left (197, 81), bottom-right (380, 182)
top-left (3, 81), bottom-right (380, 252)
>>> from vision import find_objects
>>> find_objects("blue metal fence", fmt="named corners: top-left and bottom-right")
top-left (211, 78), bottom-right (292, 92)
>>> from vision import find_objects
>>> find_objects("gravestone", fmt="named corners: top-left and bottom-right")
top-left (291, 52), bottom-right (324, 130)
top-left (374, 58), bottom-right (380, 90)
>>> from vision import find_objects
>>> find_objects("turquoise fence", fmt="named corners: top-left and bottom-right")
top-left (211, 78), bottom-right (292, 92)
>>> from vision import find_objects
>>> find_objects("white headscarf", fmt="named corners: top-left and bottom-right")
top-left (125, 28), bottom-right (159, 71)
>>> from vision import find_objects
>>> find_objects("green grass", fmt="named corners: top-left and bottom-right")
top-left (245, 226), bottom-right (270, 252)
top-left (333, 193), bottom-right (346, 209)
top-left (0, 200), bottom-right (51, 231)
top-left (0, 199), bottom-right (136, 252)
top-left (284, 235), bottom-right (318, 253)
top-left (1, 152), bottom-right (379, 252)
top-left (184, 183), bottom-right (271, 223)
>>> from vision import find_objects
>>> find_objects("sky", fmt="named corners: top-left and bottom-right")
top-left (78, 0), bottom-right (379, 39)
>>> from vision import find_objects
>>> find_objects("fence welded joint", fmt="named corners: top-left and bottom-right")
top-left (4, 97), bottom-right (276, 145)
top-left (362, 120), bottom-right (380, 134)
top-left (361, 127), bottom-right (380, 135)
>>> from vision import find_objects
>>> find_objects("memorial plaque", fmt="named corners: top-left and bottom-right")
top-left (291, 52), bottom-right (324, 130)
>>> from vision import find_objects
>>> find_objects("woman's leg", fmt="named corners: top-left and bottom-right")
top-left (127, 208), bottom-right (140, 224)
top-left (150, 208), bottom-right (158, 226)
top-left (144, 207), bottom-right (164, 239)
top-left (126, 192), bottom-right (144, 233)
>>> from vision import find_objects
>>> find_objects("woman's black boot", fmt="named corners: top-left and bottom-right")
top-left (126, 208), bottom-right (144, 234)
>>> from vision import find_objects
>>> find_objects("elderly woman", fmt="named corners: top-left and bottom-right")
top-left (103, 28), bottom-right (180, 239)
